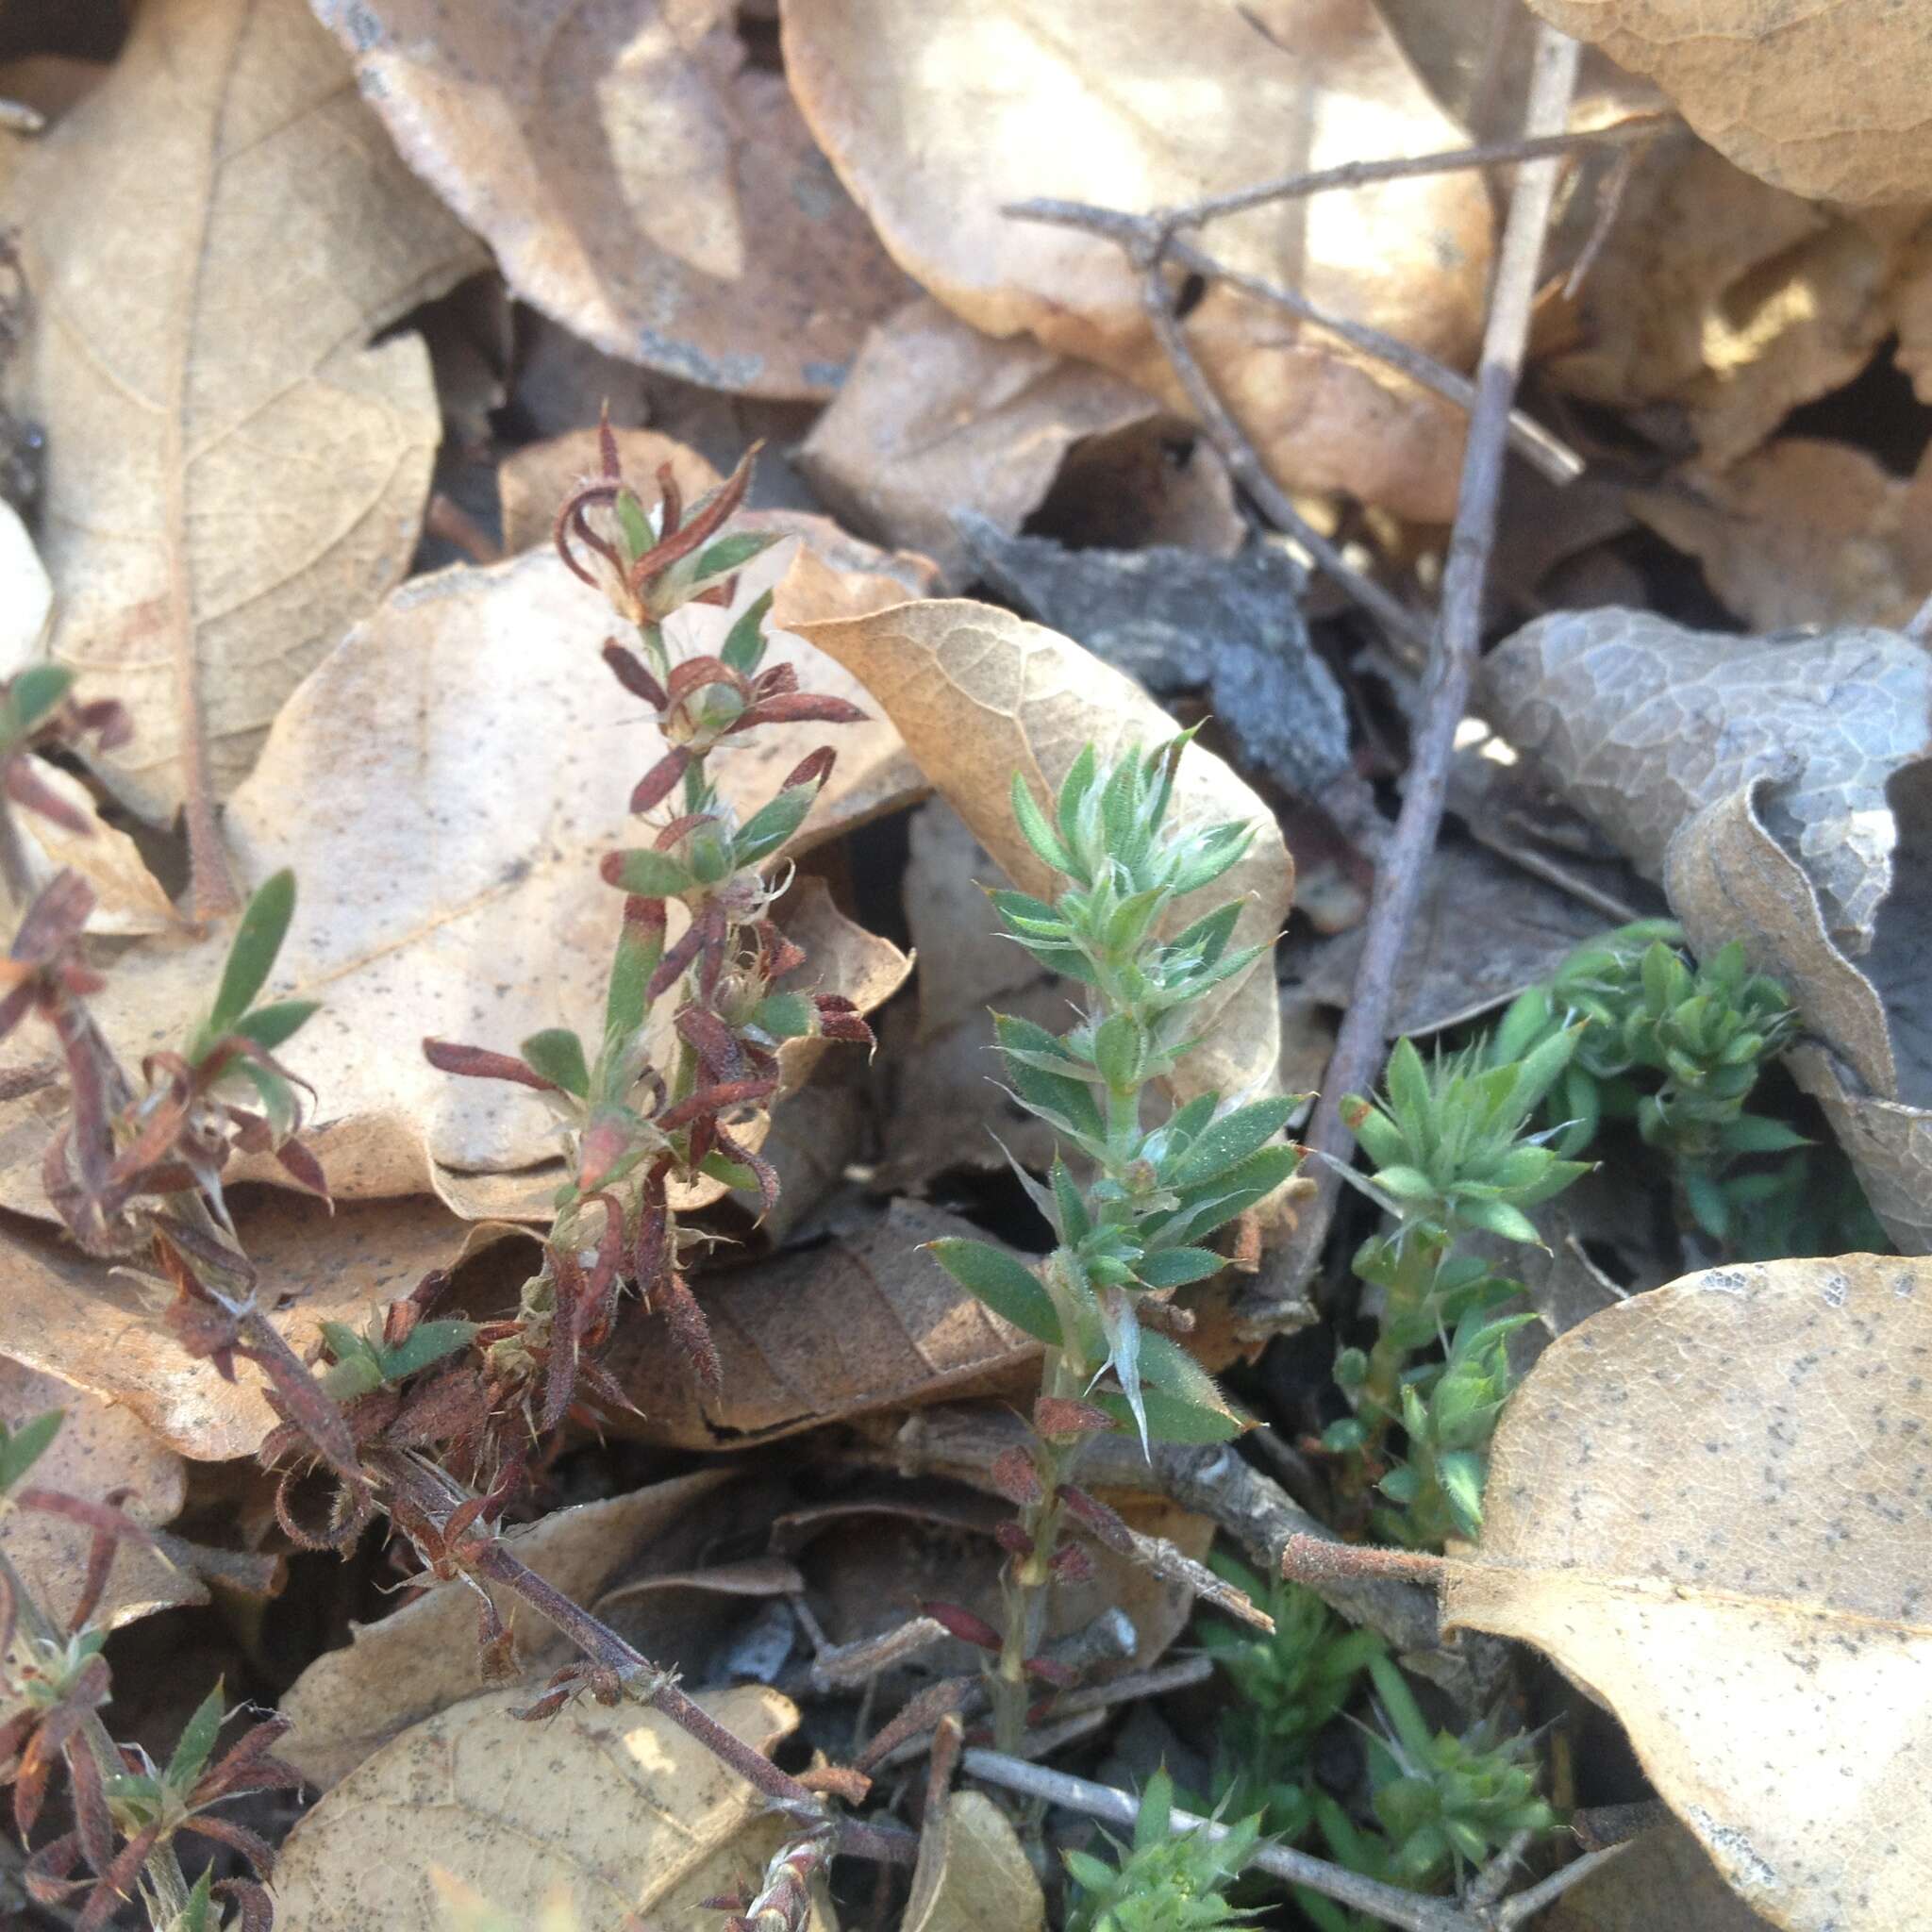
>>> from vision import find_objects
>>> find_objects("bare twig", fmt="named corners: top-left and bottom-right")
top-left (1240, 25), bottom-right (1585, 1331)
top-left (962, 1747), bottom-right (1476, 1932)
top-left (1007, 208), bottom-right (1581, 488)
top-left (1491, 1840), bottom-right (1637, 1928)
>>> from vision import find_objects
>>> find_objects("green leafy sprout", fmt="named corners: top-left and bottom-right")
top-left (1063, 1766), bottom-right (1264, 1932)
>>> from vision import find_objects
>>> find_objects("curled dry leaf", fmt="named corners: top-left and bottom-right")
top-left (1441, 1254), bottom-right (1932, 1932)
top-left (308, 0), bottom-right (914, 398)
top-left (1665, 764), bottom-right (1932, 1252)
top-left (1481, 608), bottom-right (1932, 953)
top-left (1631, 441), bottom-right (1932, 634)
top-left (278, 1470), bottom-right (734, 1790)
top-left (0, 1355), bottom-right (195, 1632)
top-left (272, 1682), bottom-right (824, 1932)
top-left (602, 1200), bottom-right (1040, 1450)
top-left (1522, 0), bottom-right (1932, 203)
top-left (796, 295), bottom-right (1241, 590)
top-left (10, 0), bottom-right (485, 837)
top-left (781, 0), bottom-right (1491, 521)
top-left (781, 585), bottom-right (1294, 1109)
top-left (0, 534), bottom-right (916, 1220)
top-left (0, 1192), bottom-right (491, 1461)
top-left (904, 1789), bottom-right (1045, 1932)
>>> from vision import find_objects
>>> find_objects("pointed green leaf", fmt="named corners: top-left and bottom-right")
top-left (5, 663), bottom-right (73, 738)
top-left (720, 588), bottom-right (776, 675)
top-left (0, 1409), bottom-right (62, 1494)
top-left (1132, 1247), bottom-right (1223, 1289)
top-left (210, 869), bottom-right (297, 1033)
top-left (607, 849), bottom-right (695, 897)
top-left (231, 998), bottom-right (320, 1054)
top-left (520, 1028), bottom-right (589, 1099)
top-left (733, 778), bottom-right (821, 866)
top-left (1167, 1096), bottom-right (1296, 1187)
top-left (927, 1238), bottom-right (1060, 1345)
top-left (1009, 772), bottom-right (1075, 876)
top-left (749, 991), bottom-right (815, 1041)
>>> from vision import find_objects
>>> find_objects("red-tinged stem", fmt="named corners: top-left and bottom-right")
top-left (366, 1450), bottom-right (916, 1868)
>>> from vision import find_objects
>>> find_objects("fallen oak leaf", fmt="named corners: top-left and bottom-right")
top-left (272, 1681), bottom-right (826, 1930)
top-left (780, 580), bottom-right (1294, 1109)
top-left (1441, 1254), bottom-right (1932, 1932)
top-left (308, 0), bottom-right (915, 399)
top-left (904, 1788), bottom-right (1044, 1932)
top-left (10, 0), bottom-right (485, 905)
top-left (781, 0), bottom-right (1492, 522)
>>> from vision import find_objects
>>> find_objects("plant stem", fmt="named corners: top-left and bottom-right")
top-left (0, 1547), bottom-right (195, 1926)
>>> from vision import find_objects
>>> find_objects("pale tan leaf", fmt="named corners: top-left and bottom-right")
top-left (308, 0), bottom-right (914, 399)
top-left (797, 296), bottom-right (1240, 590)
top-left (602, 1199), bottom-right (1039, 1449)
top-left (780, 588), bottom-right (1294, 1106)
top-left (1665, 768), bottom-right (1932, 1253)
top-left (0, 1356), bottom-right (195, 1631)
top-left (1522, 0), bottom-right (1932, 203)
top-left (279, 1470), bottom-right (734, 1789)
top-left (1543, 1823), bottom-right (1777, 1931)
top-left (0, 498), bottom-right (49, 673)
top-left (1631, 441), bottom-right (1932, 634)
top-left (1481, 609), bottom-right (1932, 953)
top-left (10, 0), bottom-right (485, 834)
top-left (0, 1193), bottom-right (491, 1460)
top-left (8, 756), bottom-right (176, 937)
top-left (1441, 1254), bottom-right (1932, 1932)
top-left (781, 0), bottom-right (1491, 521)
top-left (905, 1790), bottom-right (1045, 1932)
top-left (272, 1682), bottom-right (825, 1931)
top-left (0, 537), bottom-right (915, 1218)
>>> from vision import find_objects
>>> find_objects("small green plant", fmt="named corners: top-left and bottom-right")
top-left (927, 738), bottom-right (1300, 1748)
top-left (1063, 1767), bottom-right (1263, 1932)
top-left (1327, 1020), bottom-right (1587, 1546)
top-left (1509, 920), bottom-right (1801, 1241)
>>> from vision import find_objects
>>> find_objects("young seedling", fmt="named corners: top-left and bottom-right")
top-left (929, 737), bottom-right (1300, 1749)
top-left (1063, 1766), bottom-right (1264, 1932)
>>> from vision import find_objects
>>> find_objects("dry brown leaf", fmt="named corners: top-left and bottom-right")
top-left (279, 1470), bottom-right (734, 1789)
top-left (1540, 139), bottom-right (1915, 474)
top-left (1441, 1253), bottom-right (1932, 1932)
top-left (308, 0), bottom-right (912, 399)
top-left (603, 1199), bottom-right (1039, 1449)
top-left (781, 0), bottom-right (1491, 522)
top-left (1630, 441), bottom-right (1932, 633)
top-left (1665, 767), bottom-right (1932, 1253)
top-left (1480, 608), bottom-right (1932, 954)
top-left (0, 1356), bottom-right (195, 1632)
top-left (1544, 1823), bottom-right (1777, 1931)
top-left (0, 539), bottom-right (915, 1219)
top-left (272, 1681), bottom-right (825, 1931)
top-left (8, 757), bottom-right (176, 938)
top-left (9, 0), bottom-right (484, 839)
top-left (796, 295), bottom-right (1240, 589)
top-left (904, 1789), bottom-right (1045, 1932)
top-left (0, 1192), bottom-right (490, 1461)
top-left (781, 588), bottom-right (1294, 1108)
top-left (1522, 0), bottom-right (1932, 203)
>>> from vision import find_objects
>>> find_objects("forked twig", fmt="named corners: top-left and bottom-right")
top-left (1241, 25), bottom-right (1586, 1330)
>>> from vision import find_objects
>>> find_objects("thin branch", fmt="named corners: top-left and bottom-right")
top-left (1239, 25), bottom-right (1585, 1331)
top-left (1491, 1840), bottom-right (1637, 1928)
top-left (1010, 115), bottom-right (1669, 234)
top-left (961, 1747), bottom-right (1475, 1932)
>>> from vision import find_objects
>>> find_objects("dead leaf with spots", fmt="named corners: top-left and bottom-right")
top-left (905, 1788), bottom-right (1044, 1932)
top-left (1631, 440), bottom-right (1932, 633)
top-left (0, 1356), bottom-right (195, 1632)
top-left (1523, 0), bottom-right (1932, 203)
top-left (1481, 608), bottom-right (1932, 954)
top-left (308, 0), bottom-right (914, 399)
top-left (272, 1682), bottom-right (828, 1932)
top-left (1544, 1822), bottom-right (1776, 1931)
top-left (1441, 1254), bottom-right (1932, 1932)
top-left (781, 0), bottom-right (1491, 521)
top-left (780, 588), bottom-right (1294, 1111)
top-left (6, 757), bottom-right (176, 937)
top-left (278, 1470), bottom-right (734, 1789)
top-left (796, 295), bottom-right (1240, 590)
top-left (8, 0), bottom-right (484, 908)
top-left (0, 1192), bottom-right (491, 1461)
top-left (601, 1199), bottom-right (1040, 1450)
top-left (0, 530), bottom-right (914, 1220)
